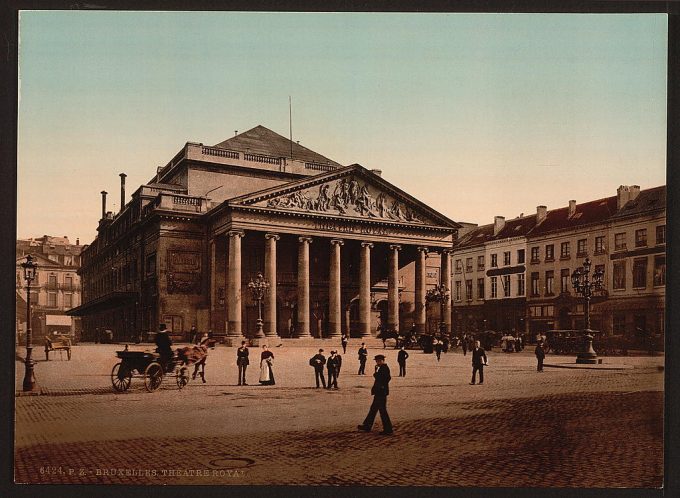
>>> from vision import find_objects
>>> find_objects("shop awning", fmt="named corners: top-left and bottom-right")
top-left (66, 291), bottom-right (137, 317)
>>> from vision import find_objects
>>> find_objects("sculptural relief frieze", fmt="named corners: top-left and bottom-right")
top-left (263, 177), bottom-right (424, 223)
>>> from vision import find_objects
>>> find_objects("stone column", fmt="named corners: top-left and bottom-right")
top-left (227, 230), bottom-right (245, 340)
top-left (415, 246), bottom-right (428, 335)
top-left (387, 244), bottom-right (401, 333)
top-left (296, 236), bottom-right (313, 338)
top-left (328, 239), bottom-right (344, 338)
top-left (264, 233), bottom-right (280, 338)
top-left (359, 242), bottom-right (374, 337)
top-left (441, 249), bottom-right (452, 335)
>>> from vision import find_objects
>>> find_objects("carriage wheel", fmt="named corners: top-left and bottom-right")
top-left (176, 366), bottom-right (190, 390)
top-left (144, 362), bottom-right (164, 392)
top-left (111, 362), bottom-right (132, 392)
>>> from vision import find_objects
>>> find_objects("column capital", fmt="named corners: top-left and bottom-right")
top-left (389, 244), bottom-right (402, 251)
top-left (361, 241), bottom-right (374, 249)
top-left (417, 246), bottom-right (429, 255)
top-left (441, 248), bottom-right (454, 255)
top-left (228, 230), bottom-right (245, 238)
top-left (265, 233), bottom-right (280, 241)
top-left (330, 239), bottom-right (345, 246)
top-left (299, 236), bottom-right (313, 244)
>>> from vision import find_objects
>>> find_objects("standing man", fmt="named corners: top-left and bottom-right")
top-left (397, 346), bottom-right (409, 377)
top-left (462, 334), bottom-right (468, 356)
top-left (470, 340), bottom-right (488, 385)
top-left (237, 340), bottom-right (249, 385)
top-left (189, 325), bottom-right (198, 344)
top-left (358, 354), bottom-right (393, 435)
top-left (535, 341), bottom-right (545, 372)
top-left (341, 332), bottom-right (349, 354)
top-left (327, 351), bottom-right (340, 389)
top-left (358, 342), bottom-right (368, 375)
top-left (310, 348), bottom-right (327, 388)
top-left (434, 337), bottom-right (443, 362)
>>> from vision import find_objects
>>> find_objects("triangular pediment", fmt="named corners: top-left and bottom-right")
top-left (229, 165), bottom-right (460, 229)
top-left (16, 253), bottom-right (62, 268)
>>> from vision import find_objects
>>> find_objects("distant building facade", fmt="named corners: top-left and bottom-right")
top-left (69, 126), bottom-right (460, 343)
top-left (452, 185), bottom-right (666, 341)
top-left (15, 236), bottom-right (84, 342)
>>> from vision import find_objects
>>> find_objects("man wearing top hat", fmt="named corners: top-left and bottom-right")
top-left (358, 354), bottom-right (393, 435)
top-left (154, 323), bottom-right (173, 372)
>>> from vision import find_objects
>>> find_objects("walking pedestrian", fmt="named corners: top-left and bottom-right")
top-left (462, 335), bottom-right (468, 356)
top-left (236, 340), bottom-right (249, 385)
top-left (189, 325), bottom-right (198, 344)
top-left (341, 332), bottom-right (348, 354)
top-left (535, 341), bottom-right (545, 372)
top-left (434, 337), bottom-right (443, 362)
top-left (259, 345), bottom-right (275, 385)
top-left (310, 348), bottom-right (327, 388)
top-left (397, 346), bottom-right (409, 377)
top-left (357, 354), bottom-right (393, 435)
top-left (358, 342), bottom-right (368, 375)
top-left (470, 340), bottom-right (488, 385)
top-left (327, 351), bottom-right (340, 389)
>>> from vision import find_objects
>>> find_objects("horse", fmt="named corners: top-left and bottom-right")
top-left (176, 336), bottom-right (213, 383)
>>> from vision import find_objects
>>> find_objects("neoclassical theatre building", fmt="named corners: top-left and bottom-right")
top-left (70, 126), bottom-right (460, 343)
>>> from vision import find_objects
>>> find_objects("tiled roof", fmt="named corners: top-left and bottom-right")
top-left (454, 215), bottom-right (537, 249)
top-left (610, 186), bottom-right (666, 219)
top-left (528, 196), bottom-right (618, 236)
top-left (214, 125), bottom-right (343, 168)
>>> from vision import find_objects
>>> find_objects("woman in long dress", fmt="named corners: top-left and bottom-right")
top-left (259, 345), bottom-right (275, 385)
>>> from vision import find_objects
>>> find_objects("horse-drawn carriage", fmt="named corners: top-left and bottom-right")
top-left (111, 342), bottom-right (210, 392)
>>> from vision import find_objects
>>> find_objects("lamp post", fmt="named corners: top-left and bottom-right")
top-left (426, 284), bottom-right (450, 336)
top-left (21, 254), bottom-right (38, 392)
top-left (247, 272), bottom-right (270, 339)
top-left (571, 258), bottom-right (604, 364)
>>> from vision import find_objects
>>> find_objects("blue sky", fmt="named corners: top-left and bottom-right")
top-left (18, 12), bottom-right (667, 243)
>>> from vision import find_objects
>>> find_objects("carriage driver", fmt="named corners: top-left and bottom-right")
top-left (155, 324), bottom-right (174, 371)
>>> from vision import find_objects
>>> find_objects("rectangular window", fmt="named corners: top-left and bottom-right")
top-left (455, 281), bottom-right (462, 301)
top-left (517, 249), bottom-right (525, 264)
top-left (503, 251), bottom-right (511, 266)
top-left (48, 274), bottom-right (57, 289)
top-left (465, 279), bottom-right (472, 301)
top-left (656, 225), bottom-right (666, 245)
top-left (545, 305), bottom-right (554, 317)
top-left (477, 278), bottom-right (485, 299)
top-left (614, 233), bottom-right (626, 251)
top-left (517, 273), bottom-right (525, 296)
top-left (613, 314), bottom-right (626, 335)
top-left (65, 275), bottom-right (73, 289)
top-left (561, 268), bottom-right (570, 293)
top-left (531, 272), bottom-right (540, 296)
top-left (577, 239), bottom-right (587, 257)
top-left (491, 277), bottom-right (498, 298)
top-left (477, 255), bottom-right (485, 271)
top-left (595, 236), bottom-right (605, 255)
top-left (635, 229), bottom-right (647, 248)
top-left (545, 244), bottom-right (554, 261)
top-left (613, 261), bottom-right (626, 289)
top-left (633, 258), bottom-right (647, 288)
top-left (48, 292), bottom-right (57, 307)
top-left (64, 293), bottom-right (73, 308)
top-left (545, 271), bottom-right (554, 296)
top-left (654, 256), bottom-right (666, 286)
top-left (560, 241), bottom-right (570, 259)
top-left (491, 254), bottom-right (498, 268)
top-left (595, 265), bottom-right (605, 287)
top-left (502, 275), bottom-right (511, 297)
top-left (531, 246), bottom-right (540, 263)
top-left (146, 253), bottom-right (157, 275)
top-left (465, 257), bottom-right (473, 272)
top-left (455, 259), bottom-right (462, 273)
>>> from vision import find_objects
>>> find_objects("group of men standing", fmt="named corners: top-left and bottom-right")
top-left (309, 349), bottom-right (343, 389)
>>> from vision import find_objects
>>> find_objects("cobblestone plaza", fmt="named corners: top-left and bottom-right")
top-left (14, 343), bottom-right (663, 487)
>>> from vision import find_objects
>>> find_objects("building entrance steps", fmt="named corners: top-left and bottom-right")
top-left (276, 337), bottom-right (386, 348)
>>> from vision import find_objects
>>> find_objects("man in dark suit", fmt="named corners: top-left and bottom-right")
top-left (236, 340), bottom-right (249, 385)
top-left (470, 340), bottom-right (488, 385)
top-left (311, 349), bottom-right (327, 388)
top-left (327, 351), bottom-right (340, 389)
top-left (397, 346), bottom-right (409, 377)
top-left (358, 354), bottom-right (393, 435)
top-left (357, 343), bottom-right (368, 375)
top-left (154, 323), bottom-right (173, 371)
top-left (535, 341), bottom-right (545, 372)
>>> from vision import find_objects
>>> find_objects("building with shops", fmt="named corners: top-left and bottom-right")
top-left (68, 126), bottom-right (460, 343)
top-left (15, 236), bottom-right (84, 342)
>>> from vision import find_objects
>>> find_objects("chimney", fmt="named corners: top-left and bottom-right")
top-left (630, 185), bottom-right (641, 202)
top-left (536, 205), bottom-right (547, 224)
top-left (101, 191), bottom-right (108, 219)
top-left (119, 173), bottom-right (127, 213)
top-left (76, 238), bottom-right (80, 246)
top-left (568, 200), bottom-right (576, 217)
top-left (371, 169), bottom-right (383, 177)
top-left (493, 216), bottom-right (505, 235)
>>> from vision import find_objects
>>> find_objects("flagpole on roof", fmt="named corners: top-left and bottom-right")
top-left (289, 96), bottom-right (293, 159)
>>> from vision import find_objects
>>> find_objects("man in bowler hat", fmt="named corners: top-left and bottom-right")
top-left (470, 340), bottom-right (488, 385)
top-left (535, 341), bottom-right (545, 372)
top-left (236, 340), bottom-right (249, 385)
top-left (327, 350), bottom-right (340, 389)
top-left (311, 348), bottom-right (327, 388)
top-left (358, 343), bottom-right (368, 375)
top-left (358, 354), bottom-right (393, 435)
top-left (397, 346), bottom-right (409, 377)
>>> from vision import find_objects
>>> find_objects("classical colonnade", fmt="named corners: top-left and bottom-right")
top-left (224, 230), bottom-right (452, 339)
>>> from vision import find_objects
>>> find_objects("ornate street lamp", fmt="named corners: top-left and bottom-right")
top-left (426, 284), bottom-right (450, 336)
top-left (21, 255), bottom-right (38, 392)
top-left (247, 272), bottom-right (270, 339)
top-left (571, 258), bottom-right (605, 364)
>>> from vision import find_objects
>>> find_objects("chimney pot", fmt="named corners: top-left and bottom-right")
top-left (101, 191), bottom-right (108, 219)
top-left (119, 173), bottom-right (127, 213)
